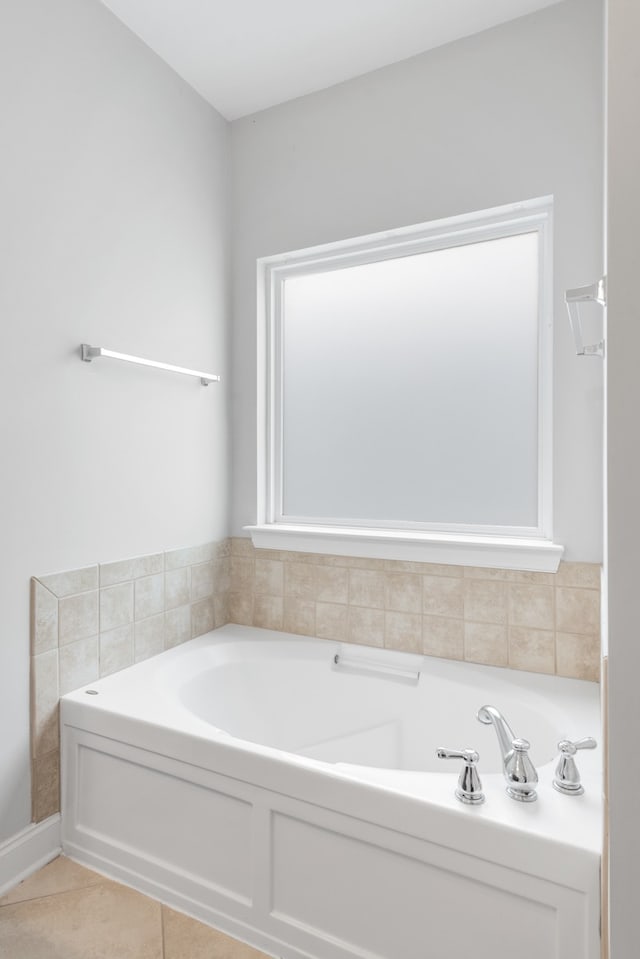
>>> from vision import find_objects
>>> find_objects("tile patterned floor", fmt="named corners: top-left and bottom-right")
top-left (0, 856), bottom-right (273, 958)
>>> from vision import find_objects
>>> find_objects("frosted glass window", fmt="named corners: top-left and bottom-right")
top-left (259, 201), bottom-right (552, 552)
top-left (280, 232), bottom-right (540, 531)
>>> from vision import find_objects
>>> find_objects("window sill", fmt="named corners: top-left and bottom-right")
top-left (245, 524), bottom-right (564, 572)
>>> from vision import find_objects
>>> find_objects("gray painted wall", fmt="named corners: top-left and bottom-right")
top-left (230, 0), bottom-right (604, 563)
top-left (0, 0), bottom-right (230, 841)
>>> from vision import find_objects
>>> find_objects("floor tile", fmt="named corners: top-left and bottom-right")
top-left (162, 906), bottom-right (272, 959)
top-left (0, 856), bottom-right (102, 906)
top-left (0, 879), bottom-right (162, 958)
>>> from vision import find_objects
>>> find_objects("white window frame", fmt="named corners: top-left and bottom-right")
top-left (248, 197), bottom-right (564, 571)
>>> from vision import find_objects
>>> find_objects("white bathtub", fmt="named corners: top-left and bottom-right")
top-left (61, 624), bottom-right (602, 959)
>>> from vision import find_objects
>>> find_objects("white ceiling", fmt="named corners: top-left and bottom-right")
top-left (100, 0), bottom-right (564, 121)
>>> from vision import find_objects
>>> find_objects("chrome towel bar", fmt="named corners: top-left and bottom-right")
top-left (81, 344), bottom-right (220, 386)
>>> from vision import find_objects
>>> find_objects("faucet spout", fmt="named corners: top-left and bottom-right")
top-left (476, 705), bottom-right (516, 762)
top-left (477, 704), bottom-right (538, 802)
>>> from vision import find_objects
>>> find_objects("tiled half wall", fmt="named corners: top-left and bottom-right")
top-left (30, 541), bottom-right (230, 822)
top-left (230, 538), bottom-right (601, 682)
top-left (30, 536), bottom-right (601, 823)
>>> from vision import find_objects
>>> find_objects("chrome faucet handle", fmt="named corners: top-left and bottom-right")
top-left (504, 738), bottom-right (538, 803)
top-left (552, 737), bottom-right (597, 796)
top-left (437, 747), bottom-right (485, 805)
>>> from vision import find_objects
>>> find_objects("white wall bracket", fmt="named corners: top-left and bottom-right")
top-left (565, 277), bottom-right (606, 357)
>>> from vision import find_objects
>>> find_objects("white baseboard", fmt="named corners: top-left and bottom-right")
top-left (0, 816), bottom-right (61, 897)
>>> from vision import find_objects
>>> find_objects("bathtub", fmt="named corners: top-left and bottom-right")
top-left (61, 624), bottom-right (601, 959)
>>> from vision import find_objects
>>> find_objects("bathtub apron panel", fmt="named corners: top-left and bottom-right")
top-left (60, 626), bottom-right (601, 959)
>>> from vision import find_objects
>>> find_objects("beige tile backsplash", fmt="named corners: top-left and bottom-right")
top-left (30, 539), bottom-right (230, 822)
top-left (228, 537), bottom-right (601, 685)
top-left (30, 535), bottom-right (601, 824)
top-left (58, 591), bottom-right (98, 646)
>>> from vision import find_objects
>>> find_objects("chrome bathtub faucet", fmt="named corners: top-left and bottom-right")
top-left (477, 705), bottom-right (538, 803)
